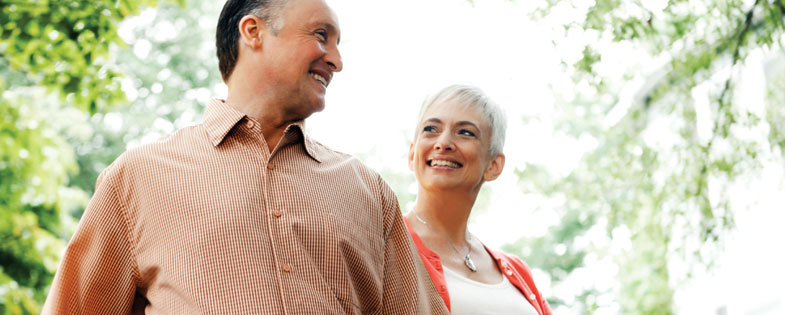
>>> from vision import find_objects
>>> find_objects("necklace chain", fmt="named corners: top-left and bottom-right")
top-left (413, 209), bottom-right (478, 272)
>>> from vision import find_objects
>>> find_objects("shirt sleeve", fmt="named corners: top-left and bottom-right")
top-left (377, 176), bottom-right (448, 314)
top-left (42, 169), bottom-right (139, 314)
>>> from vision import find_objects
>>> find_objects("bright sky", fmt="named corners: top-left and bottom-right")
top-left (119, 0), bottom-right (785, 313)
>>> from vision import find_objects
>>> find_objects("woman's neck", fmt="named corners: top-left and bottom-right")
top-left (413, 187), bottom-right (479, 244)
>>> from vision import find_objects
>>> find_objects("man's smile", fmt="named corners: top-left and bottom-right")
top-left (309, 69), bottom-right (331, 87)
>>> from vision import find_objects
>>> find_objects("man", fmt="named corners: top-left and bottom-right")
top-left (43, 0), bottom-right (448, 313)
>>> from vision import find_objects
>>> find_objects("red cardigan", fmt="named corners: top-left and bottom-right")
top-left (405, 218), bottom-right (552, 314)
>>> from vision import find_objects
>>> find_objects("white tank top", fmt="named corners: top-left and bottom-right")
top-left (443, 266), bottom-right (539, 315)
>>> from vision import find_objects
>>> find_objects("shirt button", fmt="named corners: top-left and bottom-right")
top-left (273, 208), bottom-right (282, 217)
top-left (267, 162), bottom-right (275, 170)
top-left (529, 294), bottom-right (536, 301)
top-left (506, 270), bottom-right (513, 276)
top-left (246, 120), bottom-right (254, 129)
top-left (282, 264), bottom-right (292, 273)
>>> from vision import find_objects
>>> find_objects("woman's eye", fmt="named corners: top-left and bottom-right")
top-left (423, 126), bottom-right (437, 133)
top-left (459, 129), bottom-right (476, 137)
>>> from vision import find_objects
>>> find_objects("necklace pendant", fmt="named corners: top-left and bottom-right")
top-left (464, 255), bottom-right (477, 272)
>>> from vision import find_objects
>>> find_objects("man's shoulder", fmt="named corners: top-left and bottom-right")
top-left (126, 124), bottom-right (202, 157)
top-left (306, 138), bottom-right (393, 192)
top-left (100, 124), bottom-right (206, 180)
top-left (309, 138), bottom-right (378, 173)
top-left (308, 138), bottom-right (351, 159)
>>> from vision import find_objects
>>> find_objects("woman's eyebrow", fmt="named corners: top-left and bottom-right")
top-left (456, 121), bottom-right (480, 130)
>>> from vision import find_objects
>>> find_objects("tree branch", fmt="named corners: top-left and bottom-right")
top-left (778, 0), bottom-right (785, 17)
top-left (697, 0), bottom-right (761, 210)
top-left (717, 0), bottom-right (761, 105)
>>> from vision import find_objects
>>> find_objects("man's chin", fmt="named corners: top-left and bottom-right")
top-left (295, 101), bottom-right (325, 121)
top-left (309, 97), bottom-right (326, 113)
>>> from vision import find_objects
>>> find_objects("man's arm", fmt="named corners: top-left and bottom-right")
top-left (377, 176), bottom-right (448, 314)
top-left (43, 170), bottom-right (138, 314)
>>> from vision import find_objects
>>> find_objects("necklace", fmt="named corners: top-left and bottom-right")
top-left (413, 210), bottom-right (477, 272)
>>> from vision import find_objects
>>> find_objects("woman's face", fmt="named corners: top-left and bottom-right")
top-left (408, 98), bottom-right (504, 193)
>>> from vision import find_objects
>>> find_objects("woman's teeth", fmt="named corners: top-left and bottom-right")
top-left (430, 160), bottom-right (460, 168)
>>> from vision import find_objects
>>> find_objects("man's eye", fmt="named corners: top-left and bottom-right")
top-left (459, 129), bottom-right (476, 137)
top-left (316, 30), bottom-right (328, 41)
top-left (423, 126), bottom-right (437, 133)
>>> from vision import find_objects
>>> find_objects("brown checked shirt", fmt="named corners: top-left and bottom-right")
top-left (43, 99), bottom-right (448, 314)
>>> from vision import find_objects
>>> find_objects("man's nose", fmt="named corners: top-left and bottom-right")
top-left (326, 46), bottom-right (342, 72)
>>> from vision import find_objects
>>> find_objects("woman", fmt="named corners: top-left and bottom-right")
top-left (404, 85), bottom-right (552, 314)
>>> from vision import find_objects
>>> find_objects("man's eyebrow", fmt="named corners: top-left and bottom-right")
top-left (422, 118), bottom-right (442, 124)
top-left (319, 22), bottom-right (341, 44)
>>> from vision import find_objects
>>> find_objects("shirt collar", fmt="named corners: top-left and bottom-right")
top-left (203, 99), bottom-right (322, 163)
top-left (280, 121), bottom-right (322, 163)
top-left (404, 217), bottom-right (441, 260)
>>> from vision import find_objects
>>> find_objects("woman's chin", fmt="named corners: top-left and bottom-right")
top-left (420, 180), bottom-right (469, 192)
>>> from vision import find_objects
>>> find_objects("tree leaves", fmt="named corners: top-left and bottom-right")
top-left (507, 0), bottom-right (785, 313)
top-left (1, 0), bottom-right (176, 312)
top-left (0, 0), bottom-right (164, 114)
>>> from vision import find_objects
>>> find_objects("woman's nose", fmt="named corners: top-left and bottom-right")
top-left (434, 135), bottom-right (455, 151)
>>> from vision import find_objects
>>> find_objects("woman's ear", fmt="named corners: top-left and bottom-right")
top-left (482, 153), bottom-right (505, 182)
top-left (407, 142), bottom-right (416, 171)
top-left (238, 15), bottom-right (266, 49)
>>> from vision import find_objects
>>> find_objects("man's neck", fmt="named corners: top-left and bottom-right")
top-left (225, 92), bottom-right (300, 154)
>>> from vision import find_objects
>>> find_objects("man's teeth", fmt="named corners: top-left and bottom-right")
top-left (311, 73), bottom-right (327, 86)
top-left (430, 160), bottom-right (460, 168)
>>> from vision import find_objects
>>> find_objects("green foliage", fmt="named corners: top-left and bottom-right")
top-left (0, 0), bottom-right (182, 312)
top-left (767, 68), bottom-right (785, 151)
top-left (66, 0), bottom-right (223, 198)
top-left (0, 91), bottom-right (77, 314)
top-left (0, 0), bottom-right (162, 113)
top-left (506, 0), bottom-right (785, 313)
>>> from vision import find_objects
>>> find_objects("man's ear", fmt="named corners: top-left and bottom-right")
top-left (482, 153), bottom-right (505, 182)
top-left (408, 142), bottom-right (415, 171)
top-left (238, 15), bottom-right (266, 49)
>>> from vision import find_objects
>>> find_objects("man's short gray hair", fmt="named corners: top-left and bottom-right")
top-left (251, 0), bottom-right (286, 33)
top-left (216, 0), bottom-right (286, 81)
top-left (414, 84), bottom-right (507, 157)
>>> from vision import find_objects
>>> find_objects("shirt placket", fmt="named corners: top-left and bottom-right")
top-left (246, 119), bottom-right (291, 314)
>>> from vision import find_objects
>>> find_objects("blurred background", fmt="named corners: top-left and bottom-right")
top-left (1, 0), bottom-right (784, 313)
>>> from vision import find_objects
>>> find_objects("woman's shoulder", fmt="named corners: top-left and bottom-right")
top-left (484, 247), bottom-right (532, 272)
top-left (485, 246), bottom-right (553, 315)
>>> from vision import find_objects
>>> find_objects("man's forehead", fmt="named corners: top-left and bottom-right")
top-left (280, 0), bottom-right (341, 39)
